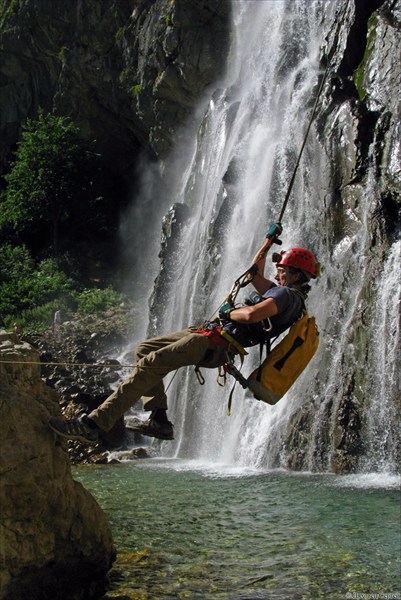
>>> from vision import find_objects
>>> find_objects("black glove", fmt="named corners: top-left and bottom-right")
top-left (218, 301), bottom-right (234, 321)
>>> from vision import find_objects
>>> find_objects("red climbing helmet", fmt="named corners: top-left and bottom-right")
top-left (276, 248), bottom-right (319, 278)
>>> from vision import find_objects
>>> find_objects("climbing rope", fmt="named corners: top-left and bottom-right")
top-left (215, 49), bottom-right (334, 312)
top-left (0, 359), bottom-right (173, 370)
top-left (278, 53), bottom-right (332, 223)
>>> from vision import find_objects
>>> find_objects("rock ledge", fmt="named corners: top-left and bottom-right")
top-left (0, 331), bottom-right (115, 600)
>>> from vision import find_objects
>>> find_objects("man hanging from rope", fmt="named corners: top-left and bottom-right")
top-left (49, 224), bottom-right (319, 444)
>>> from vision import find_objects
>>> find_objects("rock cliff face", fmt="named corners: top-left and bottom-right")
top-left (147, 202), bottom-right (190, 337)
top-left (284, 0), bottom-right (400, 473)
top-left (0, 331), bottom-right (115, 600)
top-left (0, 0), bottom-right (231, 177)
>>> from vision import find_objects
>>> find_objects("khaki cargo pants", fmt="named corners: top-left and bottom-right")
top-left (89, 328), bottom-right (227, 432)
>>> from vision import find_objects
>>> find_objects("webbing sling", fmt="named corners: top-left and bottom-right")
top-left (219, 330), bottom-right (248, 358)
top-left (195, 325), bottom-right (247, 412)
top-left (196, 325), bottom-right (248, 416)
top-left (221, 353), bottom-right (249, 416)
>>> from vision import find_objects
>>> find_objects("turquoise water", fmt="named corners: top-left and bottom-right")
top-left (73, 460), bottom-right (401, 600)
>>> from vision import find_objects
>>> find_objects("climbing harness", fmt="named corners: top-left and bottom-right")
top-left (195, 322), bottom-right (248, 413)
top-left (195, 321), bottom-right (248, 358)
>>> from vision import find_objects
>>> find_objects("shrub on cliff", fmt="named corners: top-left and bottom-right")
top-left (0, 244), bottom-right (127, 331)
top-left (0, 109), bottom-right (102, 255)
top-left (0, 244), bottom-right (75, 328)
top-left (74, 287), bottom-right (126, 314)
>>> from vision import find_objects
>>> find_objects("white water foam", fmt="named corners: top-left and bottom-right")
top-left (334, 473), bottom-right (401, 490)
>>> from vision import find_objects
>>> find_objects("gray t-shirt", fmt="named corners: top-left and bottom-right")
top-left (223, 285), bottom-right (303, 348)
top-left (262, 285), bottom-right (303, 332)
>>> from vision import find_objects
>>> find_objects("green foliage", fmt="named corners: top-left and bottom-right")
top-left (0, 243), bottom-right (34, 281)
top-left (353, 15), bottom-right (378, 101)
top-left (115, 26), bottom-right (127, 45)
top-left (0, 244), bottom-right (75, 322)
top-left (0, 0), bottom-right (25, 31)
top-left (0, 111), bottom-right (128, 331)
top-left (0, 243), bottom-right (127, 330)
top-left (119, 68), bottom-right (133, 83)
top-left (74, 287), bottom-right (125, 314)
top-left (3, 300), bottom-right (73, 332)
top-left (129, 84), bottom-right (142, 98)
top-left (0, 109), bottom-right (99, 253)
top-left (58, 46), bottom-right (68, 62)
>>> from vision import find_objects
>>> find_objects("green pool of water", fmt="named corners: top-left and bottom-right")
top-left (73, 459), bottom-right (401, 599)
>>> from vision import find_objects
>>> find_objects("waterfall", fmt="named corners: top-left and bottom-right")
top-left (125, 0), bottom-right (400, 474)
top-left (360, 240), bottom-right (401, 472)
top-left (151, 0), bottom-right (332, 462)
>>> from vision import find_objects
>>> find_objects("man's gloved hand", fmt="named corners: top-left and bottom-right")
top-left (218, 301), bottom-right (234, 321)
top-left (266, 222), bottom-right (283, 239)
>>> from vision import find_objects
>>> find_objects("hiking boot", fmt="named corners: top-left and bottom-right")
top-left (126, 417), bottom-right (174, 440)
top-left (48, 414), bottom-right (99, 444)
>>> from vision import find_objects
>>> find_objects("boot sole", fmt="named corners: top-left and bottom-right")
top-left (48, 421), bottom-right (98, 444)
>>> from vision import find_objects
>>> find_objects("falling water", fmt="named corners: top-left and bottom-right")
top-left (124, 0), bottom-right (400, 474)
top-left (361, 240), bottom-right (401, 472)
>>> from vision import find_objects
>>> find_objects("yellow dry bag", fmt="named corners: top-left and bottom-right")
top-left (247, 311), bottom-right (319, 405)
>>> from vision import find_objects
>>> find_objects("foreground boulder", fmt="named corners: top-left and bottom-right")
top-left (0, 331), bottom-right (115, 600)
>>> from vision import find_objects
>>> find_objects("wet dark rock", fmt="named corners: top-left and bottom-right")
top-left (89, 447), bottom-right (150, 465)
top-left (23, 308), bottom-right (137, 464)
top-left (148, 202), bottom-right (191, 336)
top-left (262, 0), bottom-right (399, 475)
top-left (0, 0), bottom-right (232, 176)
top-left (331, 395), bottom-right (362, 473)
top-left (338, 0), bottom-right (387, 78)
